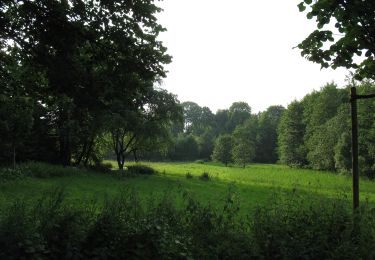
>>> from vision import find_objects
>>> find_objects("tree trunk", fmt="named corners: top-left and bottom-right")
top-left (12, 143), bottom-right (16, 170)
top-left (83, 137), bottom-right (95, 167)
top-left (116, 152), bottom-right (125, 170)
top-left (59, 132), bottom-right (71, 166)
top-left (133, 149), bottom-right (138, 162)
top-left (75, 140), bottom-right (88, 166)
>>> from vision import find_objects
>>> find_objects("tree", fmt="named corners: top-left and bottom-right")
top-left (182, 102), bottom-right (214, 135)
top-left (109, 88), bottom-right (182, 170)
top-left (231, 116), bottom-right (257, 167)
top-left (1, 0), bottom-right (171, 166)
top-left (335, 132), bottom-right (352, 174)
top-left (306, 115), bottom-right (345, 170)
top-left (256, 105), bottom-right (285, 163)
top-left (212, 135), bottom-right (233, 166)
top-left (169, 134), bottom-right (199, 161)
top-left (214, 109), bottom-right (230, 135)
top-left (0, 96), bottom-right (33, 168)
top-left (227, 102), bottom-right (251, 132)
top-left (197, 129), bottom-right (215, 160)
top-left (302, 84), bottom-right (347, 170)
top-left (297, 0), bottom-right (375, 80)
top-left (278, 101), bottom-right (307, 166)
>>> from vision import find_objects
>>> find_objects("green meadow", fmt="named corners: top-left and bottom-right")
top-left (1, 161), bottom-right (374, 212)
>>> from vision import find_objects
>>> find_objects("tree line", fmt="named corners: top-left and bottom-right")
top-left (140, 101), bottom-right (285, 166)
top-left (279, 81), bottom-right (375, 178)
top-left (141, 81), bottom-right (375, 179)
top-left (2, 1), bottom-right (375, 176)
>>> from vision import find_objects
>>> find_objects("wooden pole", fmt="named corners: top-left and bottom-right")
top-left (351, 87), bottom-right (359, 210)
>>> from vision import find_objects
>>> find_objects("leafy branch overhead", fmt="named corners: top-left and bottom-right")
top-left (297, 0), bottom-right (375, 80)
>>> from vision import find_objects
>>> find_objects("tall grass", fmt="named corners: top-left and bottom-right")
top-left (0, 185), bottom-right (374, 259)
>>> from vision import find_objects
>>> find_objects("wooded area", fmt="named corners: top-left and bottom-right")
top-left (1, 0), bottom-right (375, 178)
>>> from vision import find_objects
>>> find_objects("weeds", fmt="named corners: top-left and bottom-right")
top-left (1, 186), bottom-right (373, 259)
top-left (199, 172), bottom-right (211, 181)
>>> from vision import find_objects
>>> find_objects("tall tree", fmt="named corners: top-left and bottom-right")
top-left (232, 117), bottom-right (257, 168)
top-left (212, 134), bottom-right (233, 166)
top-left (109, 88), bottom-right (182, 170)
top-left (227, 102), bottom-right (251, 132)
top-left (278, 101), bottom-right (307, 167)
top-left (256, 105), bottom-right (285, 163)
top-left (1, 0), bottom-right (172, 166)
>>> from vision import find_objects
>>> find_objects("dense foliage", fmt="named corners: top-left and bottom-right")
top-left (0, 0), bottom-right (182, 169)
top-left (278, 82), bottom-right (375, 177)
top-left (297, 0), bottom-right (375, 81)
top-left (148, 101), bottom-right (285, 167)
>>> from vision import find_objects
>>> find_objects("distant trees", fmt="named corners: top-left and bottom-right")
top-left (158, 100), bottom-right (285, 167)
top-left (232, 118), bottom-right (257, 168)
top-left (212, 135), bottom-right (233, 166)
top-left (256, 106), bottom-right (285, 163)
top-left (278, 101), bottom-right (306, 167)
top-left (277, 81), bottom-right (375, 177)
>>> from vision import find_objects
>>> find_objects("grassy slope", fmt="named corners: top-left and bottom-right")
top-left (1, 162), bottom-right (375, 213)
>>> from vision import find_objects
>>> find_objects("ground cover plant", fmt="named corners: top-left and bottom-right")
top-left (2, 161), bottom-right (375, 211)
top-left (1, 162), bottom-right (375, 258)
top-left (0, 182), bottom-right (375, 259)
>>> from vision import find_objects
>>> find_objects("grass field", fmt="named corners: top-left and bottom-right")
top-left (1, 161), bottom-right (375, 213)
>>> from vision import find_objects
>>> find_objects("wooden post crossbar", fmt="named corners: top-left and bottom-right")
top-left (350, 87), bottom-right (375, 210)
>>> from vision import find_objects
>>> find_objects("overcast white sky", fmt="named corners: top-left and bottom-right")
top-left (156, 0), bottom-right (349, 113)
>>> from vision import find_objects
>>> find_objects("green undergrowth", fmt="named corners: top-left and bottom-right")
top-left (0, 186), bottom-right (374, 259)
top-left (2, 161), bottom-right (375, 213)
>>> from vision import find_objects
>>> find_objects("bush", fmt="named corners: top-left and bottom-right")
top-left (195, 159), bottom-right (205, 164)
top-left (21, 162), bottom-right (84, 178)
top-left (126, 164), bottom-right (157, 175)
top-left (185, 172), bottom-right (193, 179)
top-left (0, 167), bottom-right (24, 183)
top-left (1, 186), bottom-right (375, 259)
top-left (89, 162), bottom-right (112, 173)
top-left (251, 194), bottom-right (375, 259)
top-left (199, 172), bottom-right (211, 181)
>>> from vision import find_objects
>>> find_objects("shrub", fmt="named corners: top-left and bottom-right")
top-left (1, 186), bottom-right (375, 259)
top-left (185, 172), bottom-right (193, 179)
top-left (126, 164), bottom-right (157, 175)
top-left (199, 172), bottom-right (210, 181)
top-left (0, 167), bottom-right (24, 183)
top-left (89, 162), bottom-right (112, 173)
top-left (251, 193), bottom-right (375, 259)
top-left (195, 159), bottom-right (205, 164)
top-left (21, 162), bottom-right (84, 178)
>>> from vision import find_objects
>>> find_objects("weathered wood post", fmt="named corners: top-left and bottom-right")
top-left (350, 88), bottom-right (375, 210)
top-left (350, 87), bottom-right (359, 210)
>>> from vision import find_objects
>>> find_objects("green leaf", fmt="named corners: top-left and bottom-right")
top-left (298, 2), bottom-right (306, 12)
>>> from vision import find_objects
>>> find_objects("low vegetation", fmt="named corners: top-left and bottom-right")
top-left (1, 161), bottom-right (375, 258)
top-left (1, 184), bottom-right (374, 259)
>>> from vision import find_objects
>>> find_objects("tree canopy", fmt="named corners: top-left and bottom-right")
top-left (297, 0), bottom-right (375, 80)
top-left (0, 0), bottom-right (181, 168)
